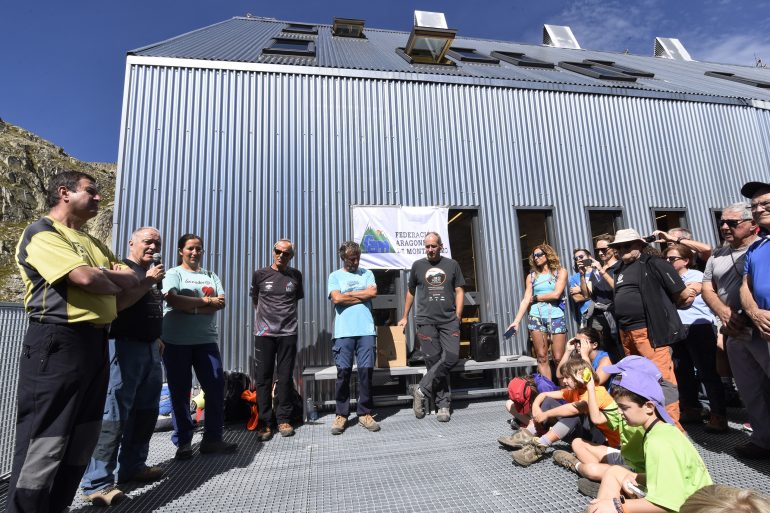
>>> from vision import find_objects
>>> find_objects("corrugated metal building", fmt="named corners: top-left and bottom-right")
top-left (114, 15), bottom-right (770, 392)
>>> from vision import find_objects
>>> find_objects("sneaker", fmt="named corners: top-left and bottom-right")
top-left (199, 439), bottom-right (238, 454)
top-left (358, 414), bottom-right (381, 432)
top-left (577, 477), bottom-right (600, 498)
top-left (679, 407), bottom-right (704, 424)
top-left (436, 407), bottom-right (451, 422)
top-left (118, 465), bottom-right (163, 484)
top-left (331, 415), bottom-right (347, 435)
top-left (175, 443), bottom-right (193, 460)
top-left (743, 422), bottom-right (753, 433)
top-left (704, 414), bottom-right (728, 433)
top-left (735, 441), bottom-right (770, 459)
top-left (553, 450), bottom-right (580, 474)
top-left (83, 485), bottom-right (126, 506)
top-left (278, 423), bottom-right (295, 437)
top-left (412, 385), bottom-right (426, 419)
top-left (497, 428), bottom-right (535, 450)
top-left (511, 440), bottom-right (547, 467)
top-left (257, 426), bottom-right (273, 441)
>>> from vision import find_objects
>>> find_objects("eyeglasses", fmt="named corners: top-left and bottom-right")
top-left (750, 200), bottom-right (770, 211)
top-left (274, 248), bottom-right (292, 257)
top-left (533, 252), bottom-right (545, 258)
top-left (719, 219), bottom-right (750, 228)
top-left (665, 256), bottom-right (683, 262)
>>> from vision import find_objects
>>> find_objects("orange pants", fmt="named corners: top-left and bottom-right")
top-left (620, 327), bottom-right (682, 429)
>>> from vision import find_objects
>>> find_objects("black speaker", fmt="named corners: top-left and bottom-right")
top-left (470, 322), bottom-right (500, 362)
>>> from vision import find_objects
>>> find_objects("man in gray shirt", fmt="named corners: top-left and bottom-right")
top-left (398, 232), bottom-right (465, 422)
top-left (701, 202), bottom-right (763, 457)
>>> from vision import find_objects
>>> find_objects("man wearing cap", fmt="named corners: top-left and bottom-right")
top-left (737, 181), bottom-right (770, 458)
top-left (608, 228), bottom-right (690, 425)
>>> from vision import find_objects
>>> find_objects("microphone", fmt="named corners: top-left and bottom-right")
top-left (152, 253), bottom-right (162, 290)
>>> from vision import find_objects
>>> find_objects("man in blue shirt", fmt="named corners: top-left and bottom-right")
top-left (739, 181), bottom-right (770, 458)
top-left (328, 241), bottom-right (379, 434)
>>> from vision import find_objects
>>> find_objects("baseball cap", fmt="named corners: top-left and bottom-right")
top-left (613, 370), bottom-right (675, 425)
top-left (741, 181), bottom-right (770, 198)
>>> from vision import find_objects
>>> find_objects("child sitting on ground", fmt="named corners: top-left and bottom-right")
top-left (556, 327), bottom-right (613, 386)
top-left (499, 358), bottom-right (621, 467)
top-left (584, 371), bottom-right (712, 513)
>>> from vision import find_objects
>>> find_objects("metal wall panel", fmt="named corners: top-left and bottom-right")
top-left (0, 303), bottom-right (27, 479)
top-left (115, 63), bottom-right (770, 389)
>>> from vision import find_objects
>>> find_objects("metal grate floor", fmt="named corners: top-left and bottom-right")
top-left (2, 399), bottom-right (770, 512)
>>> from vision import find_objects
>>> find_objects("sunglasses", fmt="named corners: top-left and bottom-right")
top-left (274, 248), bottom-right (293, 257)
top-left (718, 219), bottom-right (749, 228)
top-left (573, 255), bottom-right (587, 261)
top-left (665, 256), bottom-right (683, 262)
top-left (595, 247), bottom-right (609, 253)
top-left (533, 252), bottom-right (545, 258)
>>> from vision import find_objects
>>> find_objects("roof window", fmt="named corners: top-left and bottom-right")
top-left (399, 11), bottom-right (456, 65)
top-left (584, 60), bottom-right (654, 78)
top-left (283, 23), bottom-right (317, 35)
top-left (491, 51), bottom-right (554, 68)
top-left (332, 18), bottom-right (365, 38)
top-left (705, 71), bottom-right (770, 89)
top-left (558, 61), bottom-right (639, 82)
top-left (262, 38), bottom-right (316, 57)
top-left (447, 47), bottom-right (499, 64)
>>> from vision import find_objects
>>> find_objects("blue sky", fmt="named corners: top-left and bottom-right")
top-left (2, 0), bottom-right (770, 163)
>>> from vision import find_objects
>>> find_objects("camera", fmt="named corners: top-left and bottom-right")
top-left (581, 258), bottom-right (593, 267)
top-left (643, 235), bottom-right (657, 243)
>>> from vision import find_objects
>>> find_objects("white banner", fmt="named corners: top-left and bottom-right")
top-left (352, 206), bottom-right (451, 269)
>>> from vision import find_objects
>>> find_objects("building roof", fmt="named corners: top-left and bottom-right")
top-left (130, 16), bottom-right (770, 105)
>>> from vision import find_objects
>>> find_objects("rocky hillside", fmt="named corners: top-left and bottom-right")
top-left (0, 118), bottom-right (116, 302)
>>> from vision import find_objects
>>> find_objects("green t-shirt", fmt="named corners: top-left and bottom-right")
top-left (162, 266), bottom-right (224, 345)
top-left (644, 422), bottom-right (712, 512)
top-left (605, 410), bottom-right (646, 472)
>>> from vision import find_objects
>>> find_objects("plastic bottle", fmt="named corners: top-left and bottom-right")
top-left (306, 397), bottom-right (318, 422)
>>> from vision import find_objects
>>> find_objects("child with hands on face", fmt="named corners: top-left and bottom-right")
top-left (556, 328), bottom-right (613, 386)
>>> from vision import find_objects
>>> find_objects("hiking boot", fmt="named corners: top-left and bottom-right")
top-left (358, 414), bottom-right (381, 432)
top-left (511, 440), bottom-right (547, 467)
top-left (436, 407), bottom-right (451, 422)
top-left (257, 426), bottom-right (273, 441)
top-left (735, 441), bottom-right (770, 459)
top-left (118, 465), bottom-right (163, 484)
top-left (577, 477), bottom-right (600, 498)
top-left (704, 414), bottom-right (728, 433)
top-left (175, 443), bottom-right (193, 460)
top-left (278, 423), bottom-right (295, 437)
top-left (497, 428), bottom-right (535, 450)
top-left (412, 385), bottom-right (426, 419)
top-left (331, 415), bottom-right (347, 435)
top-left (83, 485), bottom-right (126, 506)
top-left (679, 407), bottom-right (704, 424)
top-left (553, 450), bottom-right (580, 474)
top-left (200, 439), bottom-right (238, 454)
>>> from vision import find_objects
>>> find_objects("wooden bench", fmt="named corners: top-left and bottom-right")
top-left (301, 355), bottom-right (537, 416)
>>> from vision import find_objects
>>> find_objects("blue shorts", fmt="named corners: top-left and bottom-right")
top-left (332, 335), bottom-right (376, 369)
top-left (527, 315), bottom-right (567, 334)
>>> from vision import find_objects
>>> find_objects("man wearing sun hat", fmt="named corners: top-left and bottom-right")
top-left (608, 228), bottom-right (690, 425)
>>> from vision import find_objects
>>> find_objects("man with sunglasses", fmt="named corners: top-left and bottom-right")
top-left (702, 201), bottom-right (763, 456)
top-left (251, 239), bottom-right (304, 438)
top-left (608, 228), bottom-right (690, 426)
top-left (733, 181), bottom-right (770, 458)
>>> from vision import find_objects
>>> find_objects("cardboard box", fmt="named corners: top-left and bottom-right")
top-left (376, 326), bottom-right (407, 368)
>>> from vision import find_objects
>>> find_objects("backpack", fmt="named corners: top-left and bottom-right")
top-left (533, 372), bottom-right (560, 394)
top-left (223, 371), bottom-right (252, 423)
top-left (507, 376), bottom-right (537, 414)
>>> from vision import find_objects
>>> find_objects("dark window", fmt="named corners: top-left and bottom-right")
top-left (332, 17), bottom-right (365, 38)
top-left (283, 23), bottom-right (317, 35)
top-left (516, 209), bottom-right (554, 277)
top-left (711, 208), bottom-right (725, 245)
top-left (558, 61), bottom-right (639, 82)
top-left (587, 210), bottom-right (623, 243)
top-left (652, 209), bottom-right (688, 233)
top-left (491, 51), bottom-right (555, 68)
top-left (262, 38), bottom-right (316, 57)
top-left (705, 71), bottom-right (770, 89)
top-left (371, 270), bottom-right (398, 326)
top-left (447, 47), bottom-right (500, 64)
top-left (584, 60), bottom-right (655, 78)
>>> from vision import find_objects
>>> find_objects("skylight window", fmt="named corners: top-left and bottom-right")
top-left (584, 60), bottom-right (654, 78)
top-left (398, 11), bottom-right (456, 66)
top-left (447, 47), bottom-right (499, 64)
top-left (332, 17), bottom-right (365, 38)
top-left (283, 23), bottom-right (317, 35)
top-left (705, 71), bottom-right (770, 89)
top-left (262, 38), bottom-right (316, 57)
top-left (491, 51), bottom-right (555, 68)
top-left (558, 61), bottom-right (639, 82)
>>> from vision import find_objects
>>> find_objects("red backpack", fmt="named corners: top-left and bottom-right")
top-left (507, 376), bottom-right (536, 414)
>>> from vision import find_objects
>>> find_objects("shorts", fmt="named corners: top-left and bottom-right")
top-left (604, 447), bottom-right (625, 466)
top-left (527, 315), bottom-right (567, 334)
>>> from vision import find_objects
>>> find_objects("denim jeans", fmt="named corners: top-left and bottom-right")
top-left (81, 337), bottom-right (162, 494)
top-left (332, 335), bottom-right (376, 416)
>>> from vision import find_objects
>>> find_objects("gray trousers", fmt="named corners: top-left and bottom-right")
top-left (417, 318), bottom-right (461, 409)
top-left (727, 331), bottom-right (770, 449)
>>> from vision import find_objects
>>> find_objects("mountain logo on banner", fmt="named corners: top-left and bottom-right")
top-left (361, 225), bottom-right (395, 254)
